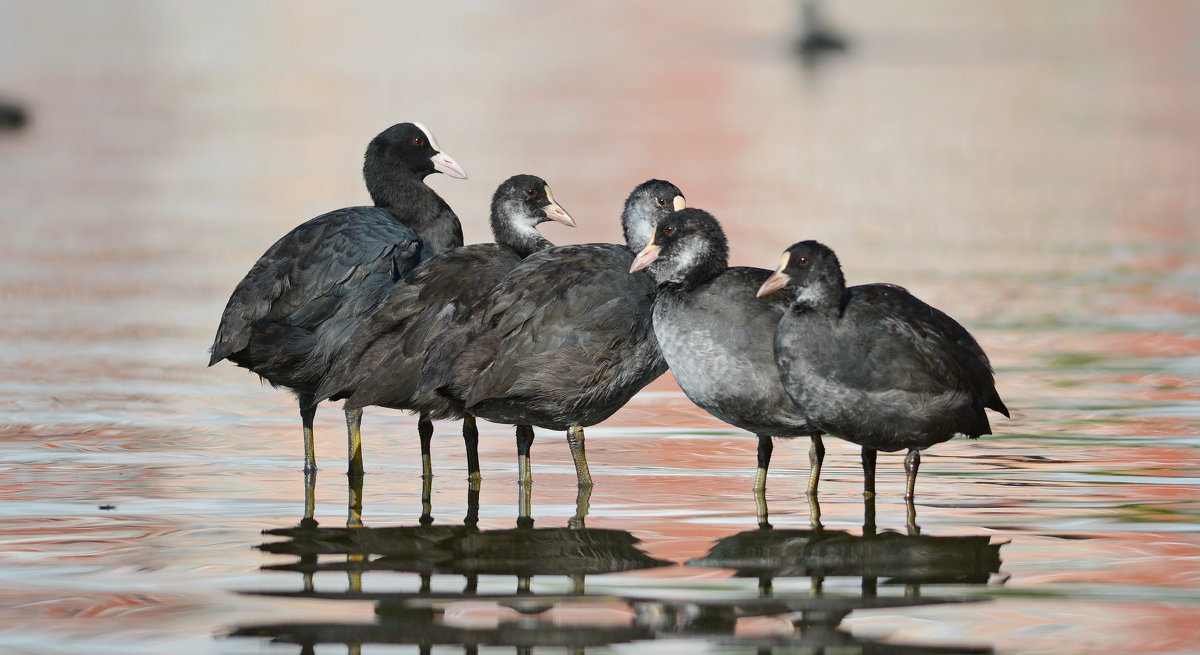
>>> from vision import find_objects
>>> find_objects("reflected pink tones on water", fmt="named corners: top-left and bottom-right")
top-left (1, 1), bottom-right (1198, 654)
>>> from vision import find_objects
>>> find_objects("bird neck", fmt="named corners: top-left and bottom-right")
top-left (621, 204), bottom-right (658, 252)
top-left (367, 174), bottom-right (433, 212)
top-left (491, 200), bottom-right (554, 258)
top-left (790, 272), bottom-right (846, 316)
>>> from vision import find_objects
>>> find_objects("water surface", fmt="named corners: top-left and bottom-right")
top-left (0, 2), bottom-right (1197, 653)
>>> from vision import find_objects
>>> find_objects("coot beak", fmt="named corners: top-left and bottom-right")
top-left (756, 253), bottom-right (792, 297)
top-left (430, 152), bottom-right (468, 179)
top-left (630, 241), bottom-right (661, 273)
top-left (543, 186), bottom-right (576, 227)
top-left (673, 195), bottom-right (686, 211)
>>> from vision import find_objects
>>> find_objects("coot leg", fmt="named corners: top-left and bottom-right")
top-left (566, 425), bottom-right (594, 487)
top-left (298, 394), bottom-right (317, 472)
top-left (807, 435), bottom-right (825, 496)
top-left (419, 472), bottom-right (433, 526)
top-left (754, 434), bottom-right (774, 492)
top-left (347, 468), bottom-right (364, 528)
top-left (808, 493), bottom-right (823, 531)
top-left (906, 496), bottom-right (920, 535)
top-left (861, 447), bottom-right (877, 497)
top-left (463, 415), bottom-right (481, 481)
top-left (301, 469), bottom-right (317, 528)
top-left (517, 476), bottom-right (533, 528)
top-left (516, 425), bottom-right (535, 484)
top-left (754, 486), bottom-right (771, 529)
top-left (345, 408), bottom-right (364, 477)
top-left (904, 448), bottom-right (920, 499)
top-left (418, 416), bottom-right (434, 479)
top-left (465, 479), bottom-right (481, 529)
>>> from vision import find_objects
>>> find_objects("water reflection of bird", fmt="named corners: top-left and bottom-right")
top-left (312, 175), bottom-right (575, 482)
top-left (208, 122), bottom-right (467, 475)
top-left (415, 180), bottom-right (685, 487)
top-left (629, 208), bottom-right (828, 495)
top-left (758, 240), bottom-right (1009, 499)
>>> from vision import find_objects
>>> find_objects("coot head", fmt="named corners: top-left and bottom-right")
top-left (490, 174), bottom-right (575, 236)
top-left (756, 240), bottom-right (846, 308)
top-left (622, 179), bottom-right (686, 252)
top-left (364, 122), bottom-right (467, 199)
top-left (629, 208), bottom-right (728, 288)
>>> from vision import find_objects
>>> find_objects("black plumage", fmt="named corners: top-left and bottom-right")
top-left (759, 240), bottom-right (1009, 498)
top-left (313, 175), bottom-right (575, 480)
top-left (208, 122), bottom-right (467, 474)
top-left (629, 208), bottom-right (825, 494)
top-left (415, 180), bottom-right (687, 486)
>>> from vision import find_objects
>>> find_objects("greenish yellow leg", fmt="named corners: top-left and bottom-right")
top-left (347, 467), bottom-right (363, 529)
top-left (906, 495), bottom-right (920, 536)
top-left (807, 435), bottom-right (825, 496)
top-left (754, 485), bottom-right (770, 529)
top-left (302, 469), bottom-right (317, 526)
top-left (566, 425), bottom-right (593, 487)
top-left (518, 477), bottom-right (532, 526)
top-left (345, 407), bottom-right (364, 477)
top-left (808, 493), bottom-right (823, 532)
top-left (419, 471), bottom-right (433, 526)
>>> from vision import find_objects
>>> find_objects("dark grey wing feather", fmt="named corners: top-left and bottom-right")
top-left (208, 207), bottom-right (421, 391)
top-left (837, 284), bottom-right (1005, 414)
top-left (418, 244), bottom-right (665, 428)
top-left (318, 244), bottom-right (521, 405)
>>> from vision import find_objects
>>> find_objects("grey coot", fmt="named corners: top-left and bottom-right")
top-left (209, 122), bottom-right (467, 474)
top-left (629, 208), bottom-right (826, 494)
top-left (414, 180), bottom-right (686, 487)
top-left (758, 240), bottom-right (1009, 499)
top-left (313, 174), bottom-right (575, 480)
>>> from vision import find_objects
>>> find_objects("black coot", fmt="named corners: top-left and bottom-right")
top-left (209, 122), bottom-right (467, 474)
top-left (758, 240), bottom-right (1009, 498)
top-left (415, 180), bottom-right (686, 487)
top-left (629, 208), bottom-right (825, 494)
top-left (313, 175), bottom-right (575, 480)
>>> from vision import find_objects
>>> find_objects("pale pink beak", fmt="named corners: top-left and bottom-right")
top-left (629, 243), bottom-right (661, 273)
top-left (430, 152), bottom-right (468, 179)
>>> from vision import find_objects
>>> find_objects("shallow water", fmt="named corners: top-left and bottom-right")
top-left (1, 1), bottom-right (1198, 653)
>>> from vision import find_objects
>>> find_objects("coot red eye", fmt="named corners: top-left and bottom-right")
top-left (657, 198), bottom-right (666, 206)
top-left (526, 188), bottom-right (536, 197)
top-left (663, 226), bottom-right (676, 236)
top-left (797, 256), bottom-right (809, 265)
top-left (412, 137), bottom-right (425, 147)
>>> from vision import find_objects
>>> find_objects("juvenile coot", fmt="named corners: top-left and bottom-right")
top-left (758, 240), bottom-right (1009, 499)
top-left (629, 208), bottom-right (826, 494)
top-left (314, 175), bottom-right (575, 480)
top-left (209, 122), bottom-right (467, 474)
top-left (414, 180), bottom-right (686, 486)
